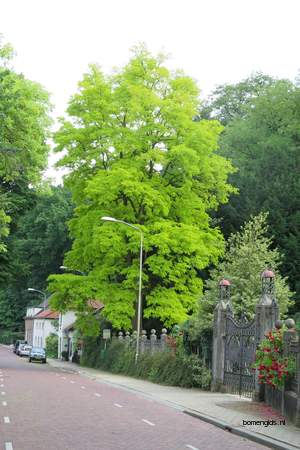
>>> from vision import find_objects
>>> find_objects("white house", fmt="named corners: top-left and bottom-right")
top-left (58, 310), bottom-right (77, 359)
top-left (58, 300), bottom-right (104, 361)
top-left (25, 307), bottom-right (43, 345)
top-left (32, 309), bottom-right (59, 348)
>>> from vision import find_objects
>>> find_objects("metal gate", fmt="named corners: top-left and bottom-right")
top-left (224, 314), bottom-right (256, 398)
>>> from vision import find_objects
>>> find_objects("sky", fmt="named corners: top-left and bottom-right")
top-left (1, 0), bottom-right (300, 182)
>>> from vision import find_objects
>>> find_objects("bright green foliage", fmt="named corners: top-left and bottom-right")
top-left (0, 36), bottom-right (51, 254)
top-left (214, 79), bottom-right (300, 309)
top-left (0, 186), bottom-right (73, 331)
top-left (49, 47), bottom-right (235, 330)
top-left (190, 214), bottom-right (293, 338)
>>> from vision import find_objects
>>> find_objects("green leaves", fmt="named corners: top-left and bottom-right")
top-left (190, 213), bottom-right (293, 338)
top-left (51, 47), bottom-right (235, 331)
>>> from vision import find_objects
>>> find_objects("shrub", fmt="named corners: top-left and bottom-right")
top-left (80, 338), bottom-right (211, 389)
top-left (46, 334), bottom-right (58, 358)
top-left (253, 327), bottom-right (296, 389)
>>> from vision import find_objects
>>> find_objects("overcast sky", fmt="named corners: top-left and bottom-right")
top-left (1, 0), bottom-right (299, 182)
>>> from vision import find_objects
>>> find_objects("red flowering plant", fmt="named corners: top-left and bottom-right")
top-left (253, 328), bottom-right (296, 389)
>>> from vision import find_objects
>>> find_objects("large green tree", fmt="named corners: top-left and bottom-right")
top-left (190, 213), bottom-right (293, 339)
top-left (49, 47), bottom-right (236, 331)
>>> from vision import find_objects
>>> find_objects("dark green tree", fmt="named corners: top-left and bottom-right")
top-left (203, 75), bottom-right (300, 310)
top-left (0, 186), bottom-right (73, 330)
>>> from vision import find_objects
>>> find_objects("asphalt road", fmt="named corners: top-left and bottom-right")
top-left (0, 346), bottom-right (268, 450)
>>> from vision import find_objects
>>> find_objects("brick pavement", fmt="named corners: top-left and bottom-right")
top-left (47, 357), bottom-right (300, 450)
top-left (0, 346), bottom-right (268, 450)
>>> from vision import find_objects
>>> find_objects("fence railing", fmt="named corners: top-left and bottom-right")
top-left (115, 328), bottom-right (172, 354)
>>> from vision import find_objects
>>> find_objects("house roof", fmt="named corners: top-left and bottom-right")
top-left (34, 309), bottom-right (59, 320)
top-left (87, 299), bottom-right (104, 311)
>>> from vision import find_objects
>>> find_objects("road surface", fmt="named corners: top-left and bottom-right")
top-left (0, 346), bottom-right (267, 450)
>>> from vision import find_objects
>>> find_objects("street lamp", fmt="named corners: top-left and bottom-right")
top-left (59, 266), bottom-right (86, 276)
top-left (27, 288), bottom-right (47, 311)
top-left (101, 216), bottom-right (143, 363)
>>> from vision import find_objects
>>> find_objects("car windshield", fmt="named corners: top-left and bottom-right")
top-left (31, 347), bottom-right (45, 353)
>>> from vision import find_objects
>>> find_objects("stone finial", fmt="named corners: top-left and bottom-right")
top-left (285, 318), bottom-right (295, 330)
top-left (150, 329), bottom-right (157, 341)
top-left (260, 269), bottom-right (276, 305)
top-left (219, 279), bottom-right (231, 302)
top-left (141, 330), bottom-right (147, 341)
top-left (161, 328), bottom-right (167, 348)
top-left (118, 331), bottom-right (124, 340)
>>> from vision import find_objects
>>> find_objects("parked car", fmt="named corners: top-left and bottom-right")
top-left (29, 347), bottom-right (46, 364)
top-left (18, 344), bottom-right (32, 357)
top-left (14, 340), bottom-right (27, 354)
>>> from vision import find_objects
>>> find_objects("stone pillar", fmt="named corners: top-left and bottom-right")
top-left (125, 331), bottom-right (131, 347)
top-left (211, 279), bottom-right (231, 391)
top-left (150, 329), bottom-right (157, 354)
top-left (160, 328), bottom-right (167, 351)
top-left (118, 331), bottom-right (124, 341)
top-left (255, 270), bottom-right (279, 342)
top-left (254, 269), bottom-right (279, 400)
top-left (140, 330), bottom-right (147, 354)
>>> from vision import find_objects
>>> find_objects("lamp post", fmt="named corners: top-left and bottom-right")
top-left (101, 216), bottom-right (143, 363)
top-left (27, 288), bottom-right (47, 311)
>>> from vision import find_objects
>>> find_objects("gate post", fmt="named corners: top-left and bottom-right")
top-left (254, 270), bottom-right (279, 400)
top-left (212, 279), bottom-right (231, 391)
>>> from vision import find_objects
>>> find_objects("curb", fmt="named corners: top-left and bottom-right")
top-left (184, 409), bottom-right (300, 450)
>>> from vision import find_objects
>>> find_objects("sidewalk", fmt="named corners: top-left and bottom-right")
top-left (47, 358), bottom-right (300, 450)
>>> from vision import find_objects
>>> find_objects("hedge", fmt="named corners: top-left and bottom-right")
top-left (81, 338), bottom-right (211, 389)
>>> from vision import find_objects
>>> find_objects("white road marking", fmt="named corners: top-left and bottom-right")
top-left (1, 392), bottom-right (5, 396)
top-left (4, 416), bottom-right (10, 423)
top-left (142, 419), bottom-right (155, 426)
top-left (70, 380), bottom-right (75, 384)
top-left (94, 393), bottom-right (101, 397)
top-left (81, 386), bottom-right (86, 389)
top-left (2, 401), bottom-right (7, 406)
top-left (114, 403), bottom-right (123, 408)
top-left (186, 445), bottom-right (200, 450)
top-left (0, 384), bottom-right (4, 387)
top-left (5, 442), bottom-right (13, 450)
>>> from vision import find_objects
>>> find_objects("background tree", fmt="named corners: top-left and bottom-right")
top-left (202, 75), bottom-right (300, 311)
top-left (0, 35), bottom-right (55, 332)
top-left (0, 185), bottom-right (73, 331)
top-left (199, 72), bottom-right (276, 125)
top-left (189, 213), bottom-right (293, 339)
top-left (49, 46), bottom-right (236, 331)
top-left (0, 35), bottom-right (51, 253)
